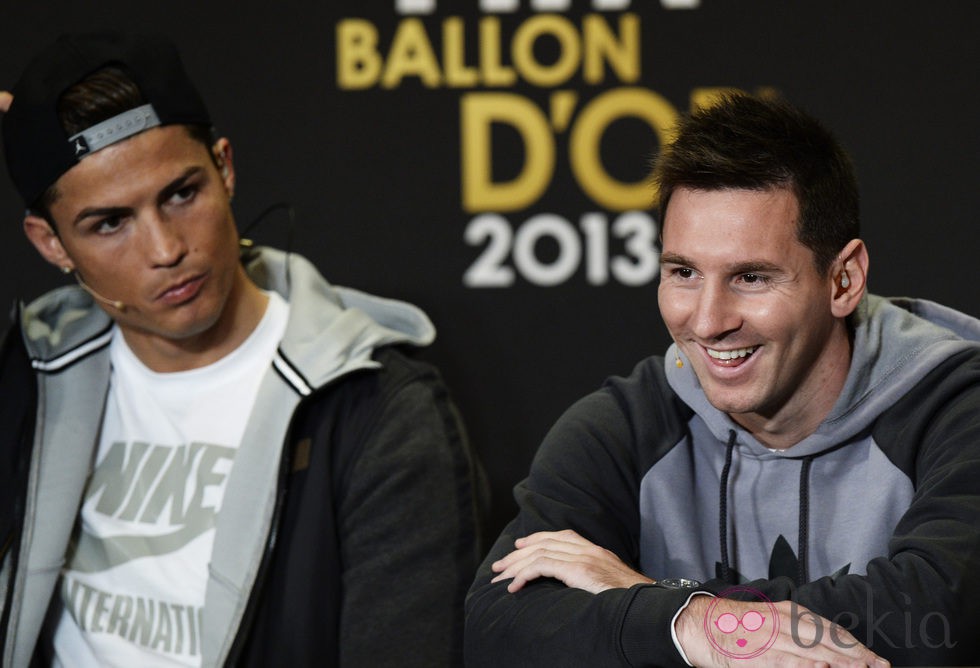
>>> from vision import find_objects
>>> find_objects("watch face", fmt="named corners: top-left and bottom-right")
top-left (659, 578), bottom-right (702, 589)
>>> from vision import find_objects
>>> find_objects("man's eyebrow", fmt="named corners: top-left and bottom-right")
top-left (158, 166), bottom-right (204, 202)
top-left (660, 252), bottom-right (696, 267)
top-left (73, 205), bottom-right (129, 227)
top-left (729, 260), bottom-right (784, 275)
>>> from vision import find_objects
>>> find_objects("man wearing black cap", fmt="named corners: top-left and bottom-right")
top-left (0, 32), bottom-right (485, 667)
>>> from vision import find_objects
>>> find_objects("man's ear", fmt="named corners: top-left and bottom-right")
top-left (212, 137), bottom-right (235, 200)
top-left (830, 238), bottom-right (869, 318)
top-left (23, 214), bottom-right (72, 271)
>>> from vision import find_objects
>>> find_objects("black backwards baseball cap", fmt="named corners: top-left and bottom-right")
top-left (2, 31), bottom-right (212, 207)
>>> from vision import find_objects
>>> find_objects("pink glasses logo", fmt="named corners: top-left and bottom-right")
top-left (715, 610), bottom-right (766, 636)
top-left (703, 586), bottom-right (779, 659)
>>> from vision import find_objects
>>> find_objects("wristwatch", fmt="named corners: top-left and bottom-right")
top-left (653, 577), bottom-right (702, 589)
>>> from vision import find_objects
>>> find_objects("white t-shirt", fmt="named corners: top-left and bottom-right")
top-left (52, 292), bottom-right (288, 668)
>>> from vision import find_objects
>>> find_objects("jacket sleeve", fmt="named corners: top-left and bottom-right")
top-left (739, 350), bottom-right (980, 666)
top-left (0, 320), bottom-right (37, 656)
top-left (465, 373), bottom-right (699, 668)
top-left (335, 351), bottom-right (488, 667)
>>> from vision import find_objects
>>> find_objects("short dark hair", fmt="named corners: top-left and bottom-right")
top-left (31, 66), bottom-right (214, 224)
top-left (652, 93), bottom-right (859, 274)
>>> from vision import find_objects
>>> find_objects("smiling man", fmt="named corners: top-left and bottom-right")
top-left (465, 94), bottom-right (980, 666)
top-left (0, 32), bottom-right (486, 667)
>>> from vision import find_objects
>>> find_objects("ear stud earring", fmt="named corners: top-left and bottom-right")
top-left (61, 266), bottom-right (72, 275)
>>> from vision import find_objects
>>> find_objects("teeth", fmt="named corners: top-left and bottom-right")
top-left (706, 346), bottom-right (758, 360)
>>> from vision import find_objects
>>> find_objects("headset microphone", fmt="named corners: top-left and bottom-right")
top-left (73, 272), bottom-right (126, 311)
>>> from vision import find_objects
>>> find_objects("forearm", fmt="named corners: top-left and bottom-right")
top-left (729, 492), bottom-right (980, 662)
top-left (466, 518), bottom-right (699, 666)
top-left (742, 553), bottom-right (980, 665)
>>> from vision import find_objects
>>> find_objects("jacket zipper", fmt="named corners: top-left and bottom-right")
top-left (220, 388), bottom-right (311, 666)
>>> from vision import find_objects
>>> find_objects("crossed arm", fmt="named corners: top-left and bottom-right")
top-left (489, 529), bottom-right (887, 667)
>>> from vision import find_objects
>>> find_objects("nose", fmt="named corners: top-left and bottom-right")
top-left (141, 212), bottom-right (188, 268)
top-left (690, 280), bottom-right (741, 341)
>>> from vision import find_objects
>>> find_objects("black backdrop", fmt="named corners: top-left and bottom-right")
top-left (2, 1), bottom-right (978, 541)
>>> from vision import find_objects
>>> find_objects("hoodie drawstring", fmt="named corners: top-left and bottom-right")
top-left (718, 430), bottom-right (737, 584)
top-left (797, 456), bottom-right (814, 586)
top-left (718, 430), bottom-right (816, 587)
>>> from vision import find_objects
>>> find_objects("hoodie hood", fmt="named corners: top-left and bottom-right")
top-left (665, 294), bottom-right (980, 458)
top-left (243, 247), bottom-right (434, 389)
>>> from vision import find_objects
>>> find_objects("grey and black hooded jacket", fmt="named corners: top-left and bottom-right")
top-left (466, 295), bottom-right (980, 666)
top-left (0, 247), bottom-right (486, 667)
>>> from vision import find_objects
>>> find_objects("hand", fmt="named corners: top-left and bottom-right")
top-left (0, 91), bottom-right (11, 112)
top-left (677, 595), bottom-right (890, 667)
top-left (490, 529), bottom-right (653, 594)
